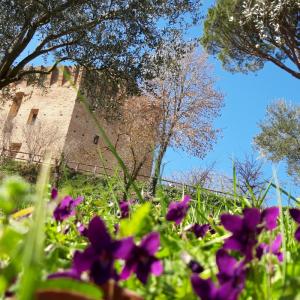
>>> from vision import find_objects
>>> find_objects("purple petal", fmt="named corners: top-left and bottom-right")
top-left (192, 224), bottom-right (210, 238)
top-left (276, 252), bottom-right (284, 262)
top-left (216, 249), bottom-right (237, 276)
top-left (113, 237), bottom-right (135, 259)
top-left (270, 234), bottom-right (282, 253)
top-left (51, 188), bottom-right (58, 200)
top-left (217, 281), bottom-right (236, 299)
top-left (119, 200), bottom-right (130, 219)
top-left (290, 208), bottom-right (300, 224)
top-left (90, 259), bottom-right (114, 285)
top-left (256, 243), bottom-right (267, 260)
top-left (243, 208), bottom-right (261, 230)
top-left (141, 232), bottom-right (160, 255)
top-left (220, 214), bottom-right (243, 233)
top-left (166, 200), bottom-right (189, 225)
top-left (59, 195), bottom-right (74, 207)
top-left (120, 261), bottom-right (136, 280)
top-left (262, 207), bottom-right (279, 231)
top-left (295, 226), bottom-right (300, 242)
top-left (223, 236), bottom-right (243, 252)
top-left (87, 216), bottom-right (112, 252)
top-left (76, 223), bottom-right (88, 237)
top-left (182, 195), bottom-right (191, 205)
top-left (73, 196), bottom-right (84, 207)
top-left (72, 247), bottom-right (95, 273)
top-left (53, 196), bottom-right (74, 221)
top-left (151, 260), bottom-right (163, 276)
top-left (136, 262), bottom-right (151, 284)
top-left (191, 275), bottom-right (217, 299)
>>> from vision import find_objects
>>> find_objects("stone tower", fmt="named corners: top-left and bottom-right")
top-left (0, 66), bottom-right (154, 179)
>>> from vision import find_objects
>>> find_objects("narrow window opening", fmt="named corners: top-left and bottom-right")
top-left (62, 66), bottom-right (71, 85)
top-left (50, 67), bottom-right (59, 85)
top-left (7, 92), bottom-right (23, 119)
top-left (93, 135), bottom-right (99, 145)
top-left (27, 109), bottom-right (39, 124)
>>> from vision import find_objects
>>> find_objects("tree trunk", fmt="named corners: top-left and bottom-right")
top-left (148, 148), bottom-right (165, 196)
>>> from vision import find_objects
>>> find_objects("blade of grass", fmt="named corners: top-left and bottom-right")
top-left (17, 155), bottom-right (51, 300)
top-left (232, 161), bottom-right (237, 207)
top-left (272, 167), bottom-right (286, 286)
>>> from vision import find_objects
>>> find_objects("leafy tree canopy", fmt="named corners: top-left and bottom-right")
top-left (254, 100), bottom-right (300, 182)
top-left (0, 0), bottom-right (201, 90)
top-left (201, 0), bottom-right (300, 79)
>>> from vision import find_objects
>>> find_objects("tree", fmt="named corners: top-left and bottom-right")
top-left (170, 163), bottom-right (216, 187)
top-left (234, 153), bottom-right (266, 196)
top-left (114, 96), bottom-right (160, 198)
top-left (146, 49), bottom-right (224, 195)
top-left (201, 0), bottom-right (300, 79)
top-left (22, 121), bottom-right (62, 162)
top-left (254, 100), bottom-right (300, 182)
top-left (0, 0), bottom-right (201, 91)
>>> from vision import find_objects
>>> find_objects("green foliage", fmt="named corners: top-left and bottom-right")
top-left (0, 159), bottom-right (38, 183)
top-left (0, 176), bottom-right (30, 214)
top-left (18, 158), bottom-right (51, 300)
top-left (38, 278), bottom-right (103, 299)
top-left (201, 0), bottom-right (300, 79)
top-left (1, 159), bottom-right (300, 299)
top-left (254, 100), bottom-right (300, 182)
top-left (0, 0), bottom-right (202, 90)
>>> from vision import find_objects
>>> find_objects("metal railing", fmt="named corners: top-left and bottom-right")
top-left (0, 148), bottom-right (297, 203)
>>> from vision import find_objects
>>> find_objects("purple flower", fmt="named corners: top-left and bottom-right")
top-left (120, 232), bottom-right (163, 284)
top-left (76, 222), bottom-right (88, 237)
top-left (53, 195), bottom-right (84, 222)
top-left (221, 208), bottom-right (261, 260)
top-left (51, 187), bottom-right (58, 200)
top-left (289, 208), bottom-right (300, 241)
top-left (191, 276), bottom-right (218, 300)
top-left (191, 276), bottom-right (241, 300)
top-left (256, 234), bottom-right (283, 262)
top-left (216, 249), bottom-right (246, 292)
top-left (191, 250), bottom-right (246, 300)
top-left (261, 207), bottom-right (279, 231)
top-left (72, 216), bottom-right (134, 285)
top-left (191, 224), bottom-right (211, 238)
top-left (188, 260), bottom-right (204, 274)
top-left (119, 200), bottom-right (130, 219)
top-left (166, 195), bottom-right (191, 225)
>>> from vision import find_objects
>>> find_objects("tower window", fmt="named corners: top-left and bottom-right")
top-left (93, 135), bottom-right (99, 145)
top-left (7, 92), bottom-right (24, 119)
top-left (27, 109), bottom-right (39, 124)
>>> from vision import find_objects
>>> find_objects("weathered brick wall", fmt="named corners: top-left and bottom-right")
top-left (0, 68), bottom-right (79, 160)
top-left (0, 66), bottom-right (154, 179)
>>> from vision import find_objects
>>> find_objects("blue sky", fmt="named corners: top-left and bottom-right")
top-left (162, 1), bottom-right (300, 200)
top-left (163, 56), bottom-right (300, 198)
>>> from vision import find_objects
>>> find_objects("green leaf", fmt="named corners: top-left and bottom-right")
top-left (120, 202), bottom-right (151, 237)
top-left (0, 176), bottom-right (30, 214)
top-left (17, 157), bottom-right (51, 300)
top-left (37, 278), bottom-right (103, 300)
